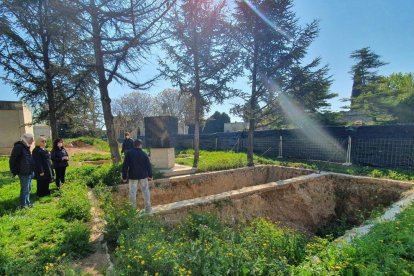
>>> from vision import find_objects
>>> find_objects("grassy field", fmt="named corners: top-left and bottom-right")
top-left (0, 157), bottom-right (92, 275)
top-left (1, 139), bottom-right (413, 275)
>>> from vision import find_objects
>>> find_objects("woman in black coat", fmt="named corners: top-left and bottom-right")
top-left (50, 138), bottom-right (69, 189)
top-left (32, 137), bottom-right (54, 197)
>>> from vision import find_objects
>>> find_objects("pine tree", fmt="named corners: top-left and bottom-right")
top-left (350, 47), bottom-right (387, 106)
top-left (160, 0), bottom-right (241, 168)
top-left (233, 0), bottom-right (334, 166)
top-left (68, 0), bottom-right (175, 163)
top-left (0, 0), bottom-right (95, 140)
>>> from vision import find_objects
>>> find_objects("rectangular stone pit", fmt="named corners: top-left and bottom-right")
top-left (152, 172), bottom-right (414, 234)
top-left (113, 165), bottom-right (314, 207)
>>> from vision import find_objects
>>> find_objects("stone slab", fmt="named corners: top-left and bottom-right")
top-left (159, 164), bottom-right (197, 177)
top-left (150, 148), bottom-right (175, 169)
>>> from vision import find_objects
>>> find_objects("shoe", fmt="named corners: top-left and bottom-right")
top-left (28, 203), bottom-right (33, 208)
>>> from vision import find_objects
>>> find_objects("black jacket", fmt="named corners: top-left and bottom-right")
top-left (9, 141), bottom-right (34, 176)
top-left (122, 148), bottom-right (152, 180)
top-left (32, 146), bottom-right (54, 181)
top-left (121, 138), bottom-right (134, 153)
top-left (51, 147), bottom-right (69, 168)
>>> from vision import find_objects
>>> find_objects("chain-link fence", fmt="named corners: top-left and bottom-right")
top-left (140, 125), bottom-right (414, 169)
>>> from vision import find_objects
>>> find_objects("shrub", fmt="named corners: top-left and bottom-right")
top-left (71, 152), bottom-right (111, 162)
top-left (59, 181), bottom-right (91, 221)
top-left (112, 213), bottom-right (310, 275)
top-left (60, 221), bottom-right (93, 259)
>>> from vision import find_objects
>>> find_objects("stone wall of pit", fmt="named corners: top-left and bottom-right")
top-left (153, 173), bottom-right (413, 234)
top-left (113, 165), bottom-right (314, 207)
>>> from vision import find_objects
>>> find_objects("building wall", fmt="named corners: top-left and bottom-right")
top-left (33, 125), bottom-right (52, 140)
top-left (0, 101), bottom-right (34, 155)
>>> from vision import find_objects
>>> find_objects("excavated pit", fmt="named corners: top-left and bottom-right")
top-left (114, 165), bottom-right (314, 206)
top-left (113, 166), bottom-right (414, 235)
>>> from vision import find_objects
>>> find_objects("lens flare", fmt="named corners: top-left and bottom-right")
top-left (263, 77), bottom-right (346, 161)
top-left (242, 0), bottom-right (292, 40)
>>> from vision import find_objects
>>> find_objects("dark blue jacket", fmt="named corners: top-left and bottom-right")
top-left (51, 147), bottom-right (69, 168)
top-left (32, 146), bottom-right (54, 182)
top-left (121, 138), bottom-right (134, 153)
top-left (9, 141), bottom-right (34, 176)
top-left (122, 148), bottom-right (152, 180)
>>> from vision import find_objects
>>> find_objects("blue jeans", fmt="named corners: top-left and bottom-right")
top-left (19, 173), bottom-right (33, 207)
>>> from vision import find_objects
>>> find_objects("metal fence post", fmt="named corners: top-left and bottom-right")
top-left (215, 137), bottom-right (218, 151)
top-left (343, 136), bottom-right (352, 166)
top-left (277, 135), bottom-right (283, 158)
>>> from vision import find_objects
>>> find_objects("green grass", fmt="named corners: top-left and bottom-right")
top-left (294, 202), bottom-right (414, 274)
top-left (176, 149), bottom-right (274, 172)
top-left (0, 157), bottom-right (92, 275)
top-left (71, 152), bottom-right (112, 162)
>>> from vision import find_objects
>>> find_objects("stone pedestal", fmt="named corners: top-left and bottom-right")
top-left (151, 148), bottom-right (175, 169)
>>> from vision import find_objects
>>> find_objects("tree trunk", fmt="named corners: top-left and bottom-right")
top-left (91, 0), bottom-right (121, 163)
top-left (39, 0), bottom-right (58, 141)
top-left (247, 39), bottom-right (259, 167)
top-left (247, 118), bottom-right (255, 167)
top-left (193, 95), bottom-right (200, 168)
top-left (192, 21), bottom-right (201, 169)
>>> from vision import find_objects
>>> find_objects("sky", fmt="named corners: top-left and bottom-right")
top-left (1, 0), bottom-right (414, 121)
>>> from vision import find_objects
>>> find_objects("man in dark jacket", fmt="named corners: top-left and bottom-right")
top-left (122, 139), bottom-right (152, 212)
top-left (121, 132), bottom-right (134, 155)
top-left (9, 133), bottom-right (35, 208)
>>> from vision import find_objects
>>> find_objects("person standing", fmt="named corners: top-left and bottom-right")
top-left (9, 133), bottom-right (35, 208)
top-left (50, 138), bottom-right (69, 190)
top-left (121, 132), bottom-right (134, 155)
top-left (32, 136), bottom-right (54, 197)
top-left (122, 139), bottom-right (153, 212)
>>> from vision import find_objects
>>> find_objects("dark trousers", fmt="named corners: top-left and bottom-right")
top-left (36, 179), bottom-right (50, 197)
top-left (55, 167), bottom-right (67, 187)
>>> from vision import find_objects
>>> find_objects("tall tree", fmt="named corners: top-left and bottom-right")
top-left (153, 88), bottom-right (194, 125)
top-left (70, 0), bottom-right (175, 163)
top-left (353, 73), bottom-right (414, 123)
top-left (350, 47), bottom-right (387, 107)
top-left (160, 0), bottom-right (241, 168)
top-left (233, 0), bottom-right (334, 166)
top-left (112, 91), bottom-right (154, 136)
top-left (0, 0), bottom-right (95, 140)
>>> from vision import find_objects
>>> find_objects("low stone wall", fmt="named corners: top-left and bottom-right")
top-left (152, 173), bottom-right (414, 234)
top-left (113, 165), bottom-right (314, 207)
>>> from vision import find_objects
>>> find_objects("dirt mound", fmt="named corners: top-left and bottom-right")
top-left (70, 140), bottom-right (93, 148)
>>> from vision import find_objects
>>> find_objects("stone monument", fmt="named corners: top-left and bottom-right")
top-left (144, 116), bottom-right (178, 169)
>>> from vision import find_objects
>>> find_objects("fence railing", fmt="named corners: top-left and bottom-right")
top-left (139, 125), bottom-right (414, 169)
